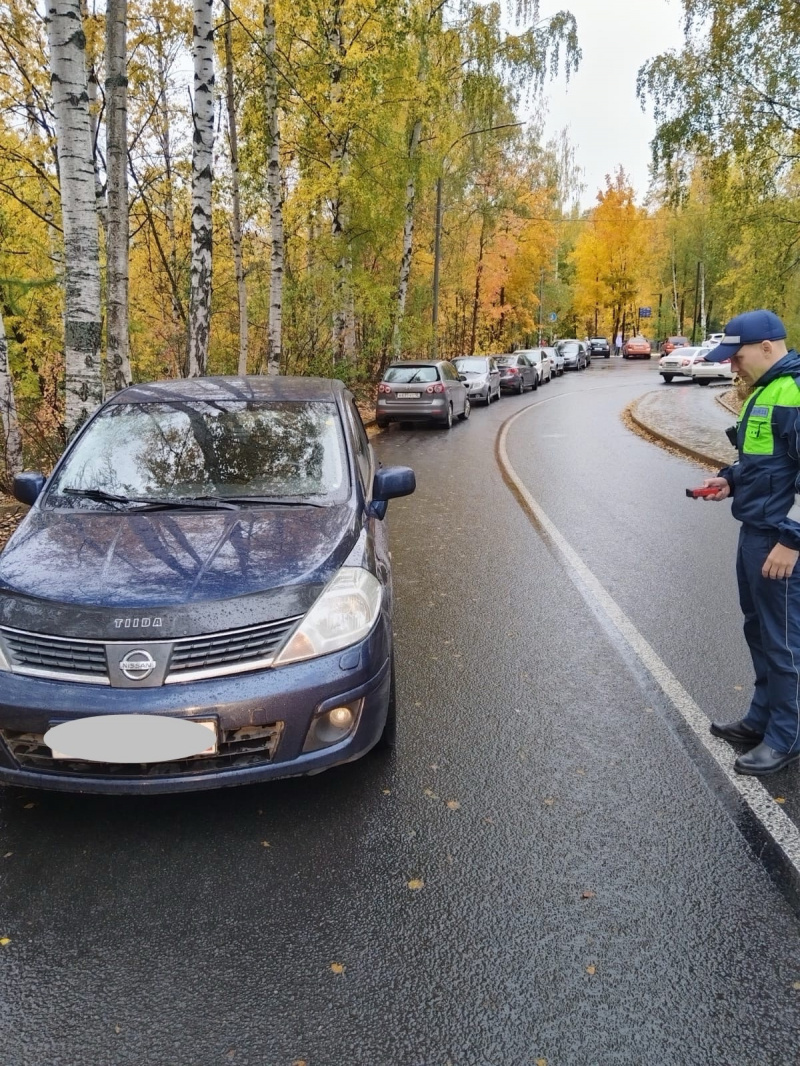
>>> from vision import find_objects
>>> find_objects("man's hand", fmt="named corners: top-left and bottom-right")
top-left (763, 544), bottom-right (800, 580)
top-left (702, 477), bottom-right (731, 501)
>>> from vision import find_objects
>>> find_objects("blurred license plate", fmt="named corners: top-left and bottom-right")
top-left (397, 393), bottom-right (418, 399)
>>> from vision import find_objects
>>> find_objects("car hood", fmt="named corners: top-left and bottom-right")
top-left (0, 505), bottom-right (360, 636)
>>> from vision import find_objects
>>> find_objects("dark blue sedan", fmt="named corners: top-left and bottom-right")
top-left (0, 376), bottom-right (415, 794)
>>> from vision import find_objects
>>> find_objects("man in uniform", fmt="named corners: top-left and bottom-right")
top-left (704, 310), bottom-right (800, 775)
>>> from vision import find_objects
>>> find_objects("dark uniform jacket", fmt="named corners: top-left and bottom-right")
top-left (719, 349), bottom-right (800, 551)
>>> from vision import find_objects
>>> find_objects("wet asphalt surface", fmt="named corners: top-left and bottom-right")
top-left (2, 359), bottom-right (800, 1065)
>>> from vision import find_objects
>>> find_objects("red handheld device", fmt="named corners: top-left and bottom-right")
top-left (685, 486), bottom-right (719, 499)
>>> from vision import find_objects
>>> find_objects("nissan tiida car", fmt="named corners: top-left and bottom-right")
top-left (0, 377), bottom-right (415, 794)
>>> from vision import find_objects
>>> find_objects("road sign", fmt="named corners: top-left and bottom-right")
top-left (639, 307), bottom-right (652, 318)
top-left (549, 312), bottom-right (557, 322)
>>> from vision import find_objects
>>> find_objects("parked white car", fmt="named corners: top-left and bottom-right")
top-left (659, 346), bottom-right (711, 382)
top-left (519, 348), bottom-right (553, 384)
top-left (704, 333), bottom-right (724, 346)
top-left (543, 346), bottom-right (563, 376)
top-left (691, 352), bottom-right (735, 385)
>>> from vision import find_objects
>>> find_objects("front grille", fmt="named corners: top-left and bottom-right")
top-left (0, 615), bottom-right (304, 685)
top-left (0, 721), bottom-right (284, 777)
top-left (2, 630), bottom-right (108, 683)
top-left (166, 616), bottom-right (301, 682)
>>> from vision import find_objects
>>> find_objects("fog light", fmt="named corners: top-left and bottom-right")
top-left (302, 700), bottom-right (362, 753)
top-left (328, 706), bottom-right (354, 730)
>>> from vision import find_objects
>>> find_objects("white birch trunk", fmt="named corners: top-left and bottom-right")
top-left (392, 118), bottom-right (422, 358)
top-left (328, 4), bottom-right (355, 364)
top-left (700, 261), bottom-right (706, 338)
top-left (87, 65), bottom-right (107, 239)
top-left (264, 0), bottom-right (283, 376)
top-left (46, 0), bottom-right (103, 434)
top-left (105, 0), bottom-right (131, 393)
top-left (0, 309), bottom-right (23, 481)
top-left (222, 0), bottom-right (248, 377)
top-left (187, 0), bottom-right (215, 378)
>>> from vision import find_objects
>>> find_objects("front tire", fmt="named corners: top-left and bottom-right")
top-left (459, 397), bottom-right (471, 420)
top-left (376, 418), bottom-right (390, 428)
top-left (697, 379), bottom-right (710, 386)
top-left (661, 375), bottom-right (674, 383)
top-left (531, 373), bottom-right (538, 391)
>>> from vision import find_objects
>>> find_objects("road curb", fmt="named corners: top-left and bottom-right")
top-left (715, 390), bottom-right (739, 416)
top-left (628, 396), bottom-right (726, 469)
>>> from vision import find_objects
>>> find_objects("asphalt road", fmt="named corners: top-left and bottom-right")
top-left (2, 358), bottom-right (800, 1066)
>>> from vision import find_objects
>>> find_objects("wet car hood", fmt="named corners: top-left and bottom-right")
top-left (0, 506), bottom-right (360, 638)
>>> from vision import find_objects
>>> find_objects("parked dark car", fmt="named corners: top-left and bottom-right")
top-left (451, 355), bottom-right (501, 404)
top-left (588, 337), bottom-right (611, 358)
top-left (376, 360), bottom-right (470, 429)
top-left (556, 340), bottom-right (587, 370)
top-left (0, 376), bottom-right (415, 794)
top-left (496, 353), bottom-right (538, 393)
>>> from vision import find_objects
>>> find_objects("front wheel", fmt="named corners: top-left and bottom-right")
top-left (697, 379), bottom-right (710, 386)
top-left (531, 374), bottom-right (538, 391)
top-left (376, 418), bottom-right (390, 428)
top-left (661, 375), bottom-right (674, 383)
top-left (459, 397), bottom-right (471, 420)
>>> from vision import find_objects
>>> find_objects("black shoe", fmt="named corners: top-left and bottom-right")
top-left (734, 742), bottom-right (800, 776)
top-left (709, 718), bottom-right (764, 745)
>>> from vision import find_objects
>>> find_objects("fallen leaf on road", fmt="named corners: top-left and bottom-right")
top-left (793, 981), bottom-right (800, 991)
top-left (446, 800), bottom-right (461, 810)
top-left (775, 797), bottom-right (786, 805)
top-left (226, 1051), bottom-right (236, 1061)
top-left (734, 685), bottom-right (743, 691)
top-left (423, 788), bottom-right (439, 799)
top-left (23, 803), bottom-right (35, 809)
top-left (114, 1025), bottom-right (121, 1034)
top-left (382, 789), bottom-right (391, 795)
top-left (430, 763), bottom-right (439, 770)
top-left (576, 768), bottom-right (586, 775)
top-left (260, 841), bottom-right (271, 848)
top-left (543, 798), bottom-right (555, 806)
top-left (0, 938), bottom-right (10, 946)
top-left (407, 878), bottom-right (424, 891)
top-left (3, 853), bottom-right (11, 859)
top-left (581, 890), bottom-right (596, 899)
top-left (644, 707), bottom-right (654, 714)
top-left (483, 816), bottom-right (494, 825)
top-left (257, 809), bottom-right (263, 815)
top-left (536, 1059), bottom-right (547, 1066)
top-left (330, 962), bottom-right (345, 975)
top-left (586, 964), bottom-right (596, 975)
top-left (292, 1060), bottom-right (308, 1066)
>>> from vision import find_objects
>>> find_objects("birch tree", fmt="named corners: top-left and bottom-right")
top-left (222, 0), bottom-right (248, 376)
top-left (264, 0), bottom-right (282, 375)
top-left (187, 0), bottom-right (214, 377)
top-left (105, 0), bottom-right (131, 392)
top-left (45, 0), bottom-right (102, 432)
top-left (0, 306), bottom-right (23, 483)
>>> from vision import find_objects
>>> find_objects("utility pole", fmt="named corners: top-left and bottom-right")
top-left (537, 268), bottom-right (544, 345)
top-left (431, 176), bottom-right (442, 358)
top-left (691, 260), bottom-right (701, 343)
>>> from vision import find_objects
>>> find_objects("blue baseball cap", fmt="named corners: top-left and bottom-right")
top-left (706, 309), bottom-right (787, 362)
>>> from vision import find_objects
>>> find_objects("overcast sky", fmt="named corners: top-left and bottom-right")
top-left (537, 0), bottom-right (686, 209)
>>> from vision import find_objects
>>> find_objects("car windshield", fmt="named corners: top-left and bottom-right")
top-left (559, 342), bottom-right (580, 354)
top-left (46, 400), bottom-right (348, 509)
top-left (384, 365), bottom-right (439, 383)
top-left (453, 358), bottom-right (487, 374)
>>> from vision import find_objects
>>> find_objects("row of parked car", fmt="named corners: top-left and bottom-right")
top-left (374, 340), bottom-right (592, 428)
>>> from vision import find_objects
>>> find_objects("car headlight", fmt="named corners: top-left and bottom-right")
top-left (273, 567), bottom-right (383, 666)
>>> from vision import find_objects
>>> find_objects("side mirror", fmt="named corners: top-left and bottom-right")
top-left (368, 466), bottom-right (416, 520)
top-left (13, 471), bottom-right (45, 506)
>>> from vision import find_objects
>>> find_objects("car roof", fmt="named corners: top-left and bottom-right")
top-left (107, 375), bottom-right (346, 405)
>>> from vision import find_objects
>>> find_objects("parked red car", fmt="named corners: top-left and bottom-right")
top-left (622, 336), bottom-right (652, 359)
top-left (659, 336), bottom-right (690, 356)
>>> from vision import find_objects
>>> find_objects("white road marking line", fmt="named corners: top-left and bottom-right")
top-left (497, 400), bottom-right (800, 878)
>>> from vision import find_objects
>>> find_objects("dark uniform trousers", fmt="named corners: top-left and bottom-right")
top-left (738, 525), bottom-right (800, 753)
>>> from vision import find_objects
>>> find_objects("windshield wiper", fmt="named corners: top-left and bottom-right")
top-left (190, 495), bottom-right (328, 508)
top-left (60, 488), bottom-right (239, 512)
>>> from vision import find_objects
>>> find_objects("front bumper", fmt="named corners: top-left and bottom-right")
top-left (0, 619), bottom-right (392, 794)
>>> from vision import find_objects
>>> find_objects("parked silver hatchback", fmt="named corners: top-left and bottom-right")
top-left (376, 361), bottom-right (471, 430)
top-left (451, 356), bottom-right (501, 404)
